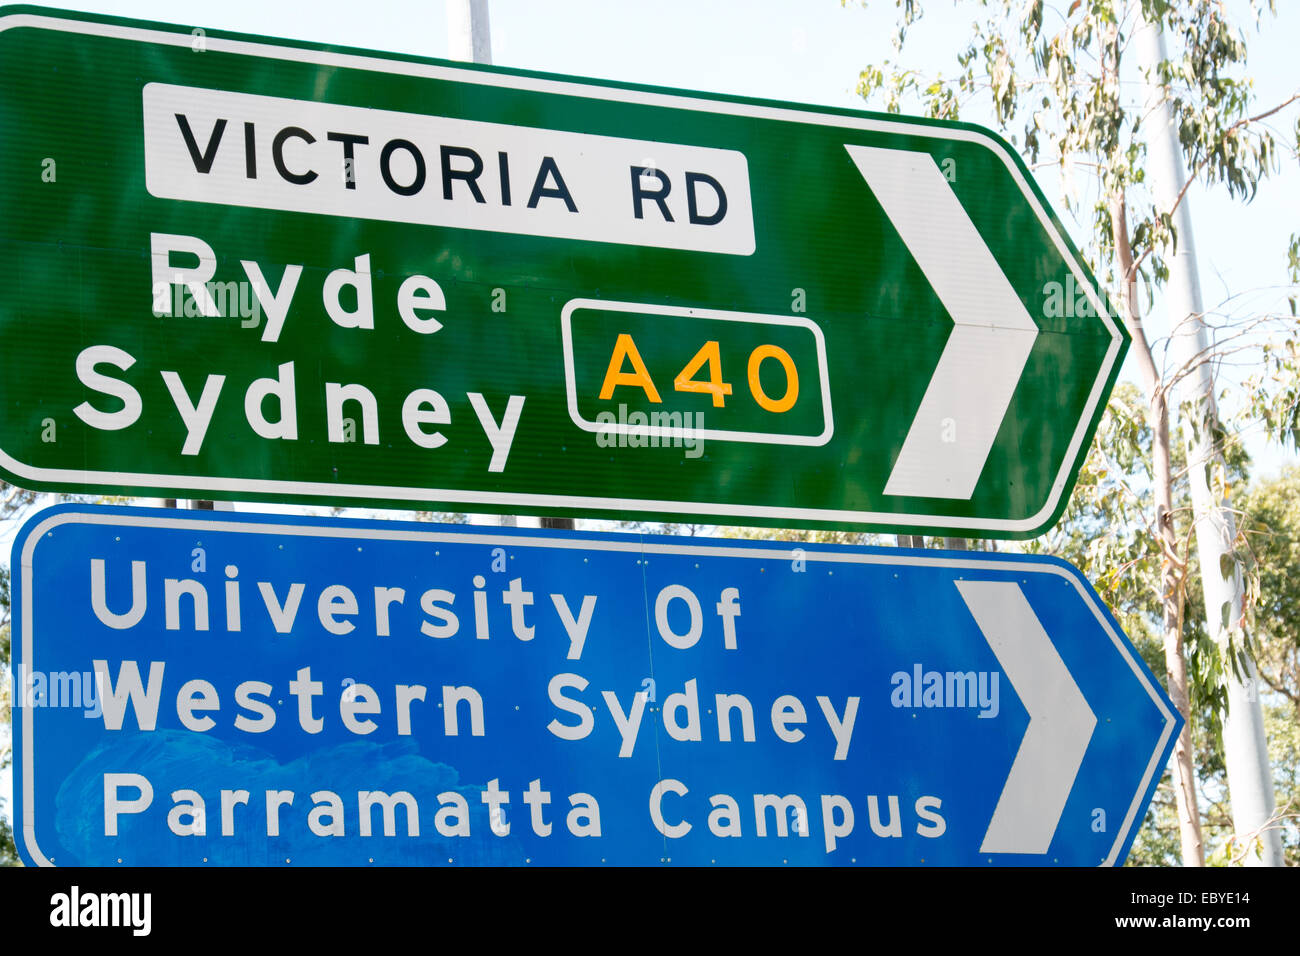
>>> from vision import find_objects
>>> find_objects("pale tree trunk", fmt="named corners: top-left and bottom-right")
top-left (1112, 197), bottom-right (1205, 865)
top-left (1135, 16), bottom-right (1282, 866)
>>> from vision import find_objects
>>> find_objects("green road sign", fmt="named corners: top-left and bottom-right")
top-left (0, 7), bottom-right (1127, 537)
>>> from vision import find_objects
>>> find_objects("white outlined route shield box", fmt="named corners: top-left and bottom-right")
top-left (561, 299), bottom-right (834, 447)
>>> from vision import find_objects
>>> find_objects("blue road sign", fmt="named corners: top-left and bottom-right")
top-left (11, 505), bottom-right (1179, 866)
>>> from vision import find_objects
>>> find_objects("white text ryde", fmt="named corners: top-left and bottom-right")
top-left (142, 83), bottom-right (755, 254)
top-left (72, 234), bottom-right (525, 467)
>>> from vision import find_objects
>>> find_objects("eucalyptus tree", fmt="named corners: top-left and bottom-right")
top-left (846, 0), bottom-right (1298, 864)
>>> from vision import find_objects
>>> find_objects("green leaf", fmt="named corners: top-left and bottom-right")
top-left (1220, 552), bottom-right (1237, 582)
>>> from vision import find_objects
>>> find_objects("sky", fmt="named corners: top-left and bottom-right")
top-left (2, 0), bottom-right (1298, 830)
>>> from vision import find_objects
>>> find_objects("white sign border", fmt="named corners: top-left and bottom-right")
top-left (0, 12), bottom-right (1124, 534)
top-left (18, 507), bottom-right (1176, 867)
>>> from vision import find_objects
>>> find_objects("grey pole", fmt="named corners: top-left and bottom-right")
top-left (1135, 13), bottom-right (1282, 866)
top-left (447, 0), bottom-right (492, 65)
